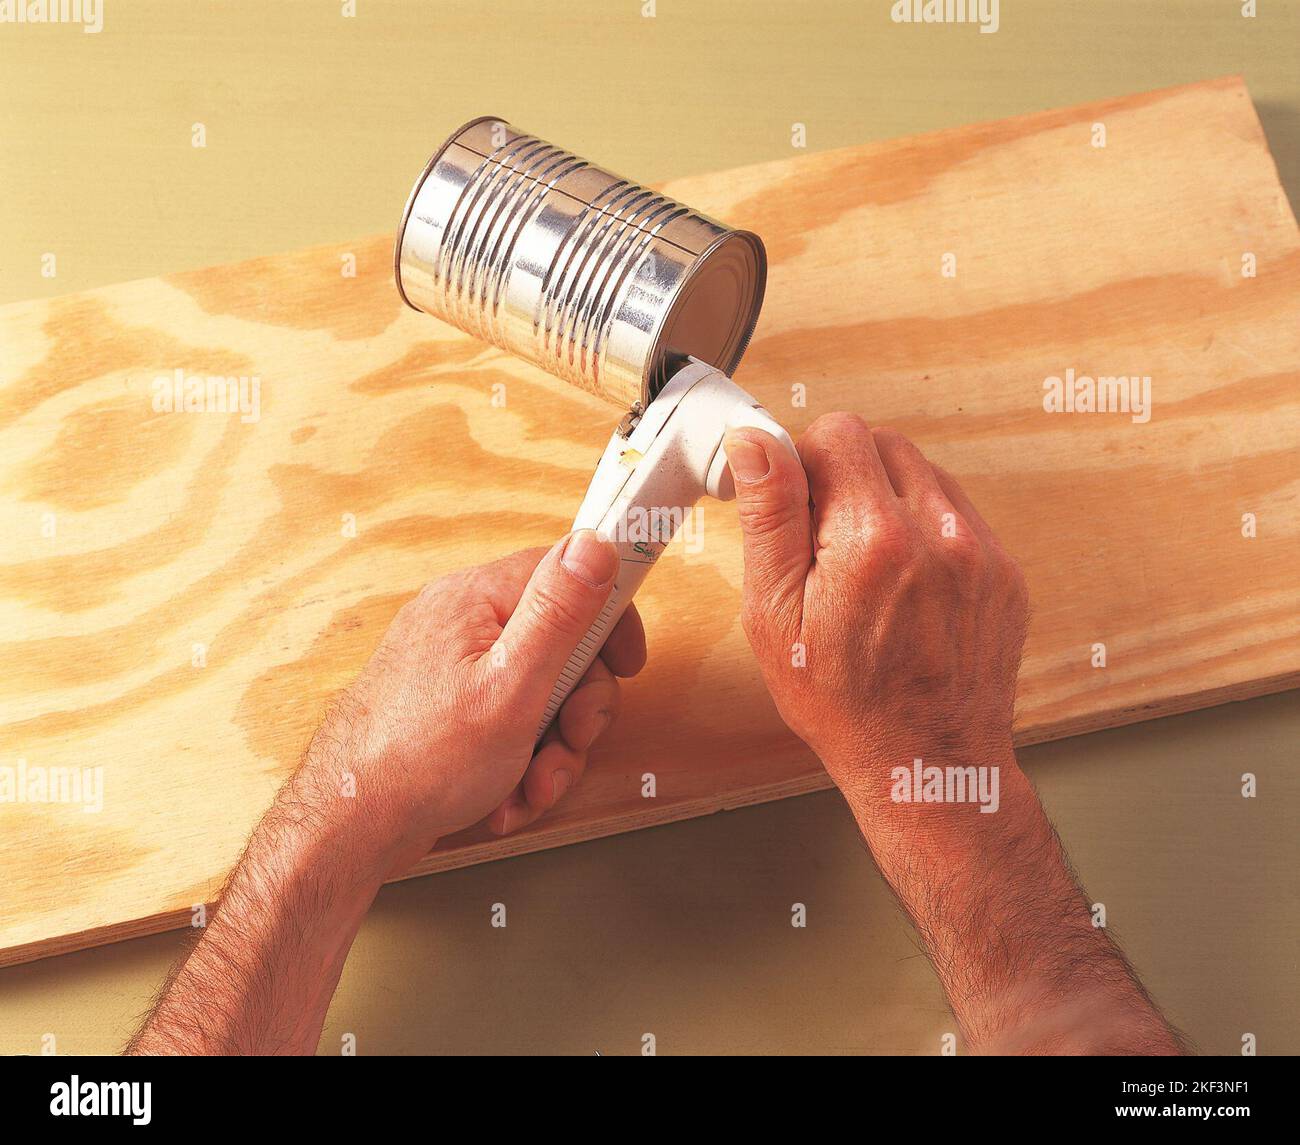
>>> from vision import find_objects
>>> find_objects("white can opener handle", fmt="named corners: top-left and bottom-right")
top-left (535, 362), bottom-right (795, 741)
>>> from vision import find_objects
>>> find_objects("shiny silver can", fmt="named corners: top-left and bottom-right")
top-left (395, 116), bottom-right (766, 411)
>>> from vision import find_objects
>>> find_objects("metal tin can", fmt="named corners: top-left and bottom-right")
top-left (394, 116), bottom-right (766, 411)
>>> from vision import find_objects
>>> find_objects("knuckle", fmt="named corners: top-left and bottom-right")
top-left (736, 485), bottom-right (797, 536)
top-left (939, 521), bottom-right (984, 568)
top-left (416, 570), bottom-right (465, 606)
top-left (862, 514), bottom-right (917, 571)
top-left (812, 410), bottom-right (870, 440)
top-left (463, 564), bottom-right (497, 593)
top-left (803, 411), bottom-right (870, 453)
top-left (526, 579), bottom-right (591, 637)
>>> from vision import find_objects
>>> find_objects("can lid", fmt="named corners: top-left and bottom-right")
top-left (645, 229), bottom-right (766, 401)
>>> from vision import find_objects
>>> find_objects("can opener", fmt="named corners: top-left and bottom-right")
top-left (538, 357), bottom-right (794, 737)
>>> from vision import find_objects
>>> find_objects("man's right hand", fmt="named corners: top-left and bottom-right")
top-left (722, 413), bottom-right (1029, 811)
top-left (723, 414), bottom-right (1183, 1055)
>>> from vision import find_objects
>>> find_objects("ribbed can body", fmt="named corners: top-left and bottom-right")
top-left (395, 117), bottom-right (765, 410)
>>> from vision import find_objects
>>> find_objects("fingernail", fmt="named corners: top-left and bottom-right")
top-left (551, 769), bottom-right (573, 802)
top-left (581, 710), bottom-right (613, 751)
top-left (561, 529), bottom-right (618, 586)
top-left (725, 434), bottom-right (770, 483)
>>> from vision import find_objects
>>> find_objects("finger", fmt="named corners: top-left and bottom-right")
top-left (478, 548), bottom-right (643, 675)
top-left (523, 736), bottom-right (586, 815)
top-left (871, 428), bottom-right (963, 544)
top-left (495, 530), bottom-right (619, 708)
top-left (931, 462), bottom-right (998, 546)
top-left (724, 427), bottom-right (813, 644)
top-left (484, 738), bottom-right (581, 835)
top-left (556, 657), bottom-right (621, 753)
top-left (797, 413), bottom-right (900, 555)
top-left (485, 665), bottom-right (620, 835)
top-left (484, 781), bottom-right (530, 836)
top-left (600, 603), bottom-right (646, 678)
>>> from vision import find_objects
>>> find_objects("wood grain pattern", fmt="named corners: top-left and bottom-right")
top-left (2, 77), bottom-right (1297, 967)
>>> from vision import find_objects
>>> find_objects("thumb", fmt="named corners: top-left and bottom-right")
top-left (497, 529), bottom-right (619, 706)
top-left (723, 428), bottom-right (813, 646)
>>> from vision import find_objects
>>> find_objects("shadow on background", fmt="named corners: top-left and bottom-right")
top-left (1256, 102), bottom-right (1300, 218)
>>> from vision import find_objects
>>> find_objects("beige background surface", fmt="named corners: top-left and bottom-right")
top-left (1, 0), bottom-right (1297, 1054)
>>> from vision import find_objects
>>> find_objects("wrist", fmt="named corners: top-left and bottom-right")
top-left (265, 762), bottom-right (394, 897)
top-left (822, 725), bottom-right (1019, 821)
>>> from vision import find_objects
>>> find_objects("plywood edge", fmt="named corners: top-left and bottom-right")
top-left (0, 907), bottom-right (199, 973)
top-left (1011, 670), bottom-right (1300, 749)
top-left (5, 668), bottom-right (1297, 970)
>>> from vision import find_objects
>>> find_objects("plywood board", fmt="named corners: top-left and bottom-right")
top-left (2, 77), bottom-right (1297, 967)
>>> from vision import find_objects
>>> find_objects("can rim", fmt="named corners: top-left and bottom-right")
top-left (393, 114), bottom-right (508, 312)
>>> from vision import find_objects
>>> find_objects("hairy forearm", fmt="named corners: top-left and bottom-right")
top-left (126, 770), bottom-right (384, 1055)
top-left (839, 744), bottom-right (1184, 1055)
